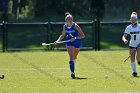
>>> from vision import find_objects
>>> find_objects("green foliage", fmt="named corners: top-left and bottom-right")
top-left (34, 0), bottom-right (92, 18)
top-left (2, 0), bottom-right (140, 21)
top-left (103, 0), bottom-right (140, 20)
top-left (100, 24), bottom-right (127, 49)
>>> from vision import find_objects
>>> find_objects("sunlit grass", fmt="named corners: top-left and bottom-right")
top-left (0, 50), bottom-right (140, 93)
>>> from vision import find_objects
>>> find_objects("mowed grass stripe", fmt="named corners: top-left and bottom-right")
top-left (0, 50), bottom-right (140, 93)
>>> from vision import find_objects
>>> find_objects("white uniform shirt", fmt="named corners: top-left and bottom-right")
top-left (124, 23), bottom-right (140, 47)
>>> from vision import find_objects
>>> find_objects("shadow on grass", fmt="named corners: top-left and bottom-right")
top-left (74, 77), bottom-right (88, 80)
top-left (134, 76), bottom-right (140, 78)
top-left (130, 75), bottom-right (140, 78)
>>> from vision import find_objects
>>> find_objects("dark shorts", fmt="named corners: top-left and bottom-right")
top-left (66, 39), bottom-right (82, 48)
top-left (129, 46), bottom-right (140, 49)
top-left (129, 46), bottom-right (135, 49)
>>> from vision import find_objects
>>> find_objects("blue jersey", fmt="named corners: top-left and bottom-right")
top-left (64, 22), bottom-right (82, 48)
top-left (65, 22), bottom-right (80, 40)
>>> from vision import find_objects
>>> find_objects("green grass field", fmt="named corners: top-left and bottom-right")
top-left (0, 50), bottom-right (140, 93)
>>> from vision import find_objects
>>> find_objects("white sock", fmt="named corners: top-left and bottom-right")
top-left (130, 62), bottom-right (137, 72)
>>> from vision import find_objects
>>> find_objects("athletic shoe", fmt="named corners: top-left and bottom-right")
top-left (71, 74), bottom-right (75, 79)
top-left (138, 62), bottom-right (140, 65)
top-left (132, 72), bottom-right (137, 77)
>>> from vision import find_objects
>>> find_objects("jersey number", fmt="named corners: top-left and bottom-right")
top-left (134, 35), bottom-right (136, 40)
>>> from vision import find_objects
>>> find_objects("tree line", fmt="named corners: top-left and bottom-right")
top-left (0, 0), bottom-right (105, 20)
top-left (0, 0), bottom-right (140, 21)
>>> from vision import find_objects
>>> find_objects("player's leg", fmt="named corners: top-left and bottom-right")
top-left (74, 48), bottom-right (80, 62)
top-left (136, 48), bottom-right (140, 65)
top-left (67, 46), bottom-right (75, 78)
top-left (72, 48), bottom-right (80, 77)
top-left (67, 46), bottom-right (74, 60)
top-left (129, 48), bottom-right (137, 76)
top-left (73, 40), bottom-right (82, 62)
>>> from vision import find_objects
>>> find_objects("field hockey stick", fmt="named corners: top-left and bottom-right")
top-left (42, 40), bottom-right (70, 46)
top-left (124, 43), bottom-right (140, 62)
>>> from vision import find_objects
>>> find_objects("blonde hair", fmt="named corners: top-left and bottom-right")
top-left (65, 12), bottom-right (71, 17)
top-left (65, 12), bottom-right (73, 21)
top-left (65, 14), bottom-right (73, 21)
top-left (130, 12), bottom-right (138, 19)
top-left (131, 12), bottom-right (137, 16)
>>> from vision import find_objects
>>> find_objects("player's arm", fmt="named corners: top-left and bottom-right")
top-left (69, 24), bottom-right (85, 42)
top-left (74, 24), bottom-right (85, 39)
top-left (54, 26), bottom-right (66, 44)
top-left (122, 33), bottom-right (128, 44)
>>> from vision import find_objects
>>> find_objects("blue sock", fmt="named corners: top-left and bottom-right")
top-left (69, 61), bottom-right (75, 74)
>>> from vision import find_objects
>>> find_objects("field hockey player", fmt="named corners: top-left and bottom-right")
top-left (54, 12), bottom-right (85, 79)
top-left (122, 12), bottom-right (140, 77)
